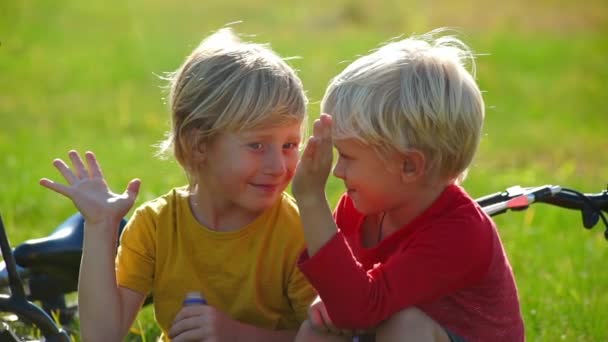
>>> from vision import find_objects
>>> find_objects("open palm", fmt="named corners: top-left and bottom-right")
top-left (292, 114), bottom-right (334, 200)
top-left (40, 150), bottom-right (140, 225)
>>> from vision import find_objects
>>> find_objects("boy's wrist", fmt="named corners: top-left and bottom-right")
top-left (293, 191), bottom-right (327, 207)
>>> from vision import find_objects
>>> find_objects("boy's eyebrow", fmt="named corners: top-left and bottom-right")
top-left (333, 144), bottom-right (348, 155)
top-left (238, 131), bottom-right (301, 141)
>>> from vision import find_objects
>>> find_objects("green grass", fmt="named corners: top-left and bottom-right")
top-left (1, 0), bottom-right (607, 340)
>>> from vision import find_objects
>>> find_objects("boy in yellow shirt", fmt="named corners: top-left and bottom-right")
top-left (40, 27), bottom-right (316, 341)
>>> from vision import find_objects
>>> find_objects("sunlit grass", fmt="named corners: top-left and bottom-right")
top-left (1, 0), bottom-right (607, 340)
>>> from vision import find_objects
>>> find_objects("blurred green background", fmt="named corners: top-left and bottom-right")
top-left (1, 0), bottom-right (607, 340)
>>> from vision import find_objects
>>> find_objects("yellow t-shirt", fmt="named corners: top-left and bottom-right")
top-left (116, 187), bottom-right (316, 340)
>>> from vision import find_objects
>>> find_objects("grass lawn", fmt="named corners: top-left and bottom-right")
top-left (1, 0), bottom-right (607, 340)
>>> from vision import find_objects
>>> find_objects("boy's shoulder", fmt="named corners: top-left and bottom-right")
top-left (428, 185), bottom-right (485, 221)
top-left (423, 185), bottom-right (495, 243)
top-left (279, 191), bottom-right (298, 210)
top-left (274, 192), bottom-right (301, 222)
top-left (133, 186), bottom-right (190, 216)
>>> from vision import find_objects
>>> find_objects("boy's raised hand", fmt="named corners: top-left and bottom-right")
top-left (40, 150), bottom-right (140, 225)
top-left (292, 114), bottom-right (333, 201)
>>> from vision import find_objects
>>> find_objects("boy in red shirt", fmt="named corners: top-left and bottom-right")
top-left (293, 29), bottom-right (524, 342)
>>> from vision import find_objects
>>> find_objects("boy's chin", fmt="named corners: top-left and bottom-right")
top-left (350, 198), bottom-right (382, 216)
top-left (350, 199), bottom-right (370, 215)
top-left (248, 192), bottom-right (283, 210)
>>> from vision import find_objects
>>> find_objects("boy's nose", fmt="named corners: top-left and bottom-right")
top-left (263, 148), bottom-right (287, 175)
top-left (332, 160), bottom-right (345, 179)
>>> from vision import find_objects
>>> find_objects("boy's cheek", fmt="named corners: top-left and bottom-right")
top-left (286, 156), bottom-right (299, 174)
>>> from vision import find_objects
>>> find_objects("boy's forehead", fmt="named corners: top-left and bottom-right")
top-left (237, 122), bottom-right (303, 137)
top-left (333, 137), bottom-right (369, 150)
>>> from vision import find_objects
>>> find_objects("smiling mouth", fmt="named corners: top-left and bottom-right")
top-left (251, 183), bottom-right (281, 193)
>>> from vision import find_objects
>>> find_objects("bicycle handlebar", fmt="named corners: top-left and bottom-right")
top-left (476, 185), bottom-right (608, 240)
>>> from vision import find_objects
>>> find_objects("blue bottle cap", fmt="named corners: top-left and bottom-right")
top-left (183, 291), bottom-right (207, 306)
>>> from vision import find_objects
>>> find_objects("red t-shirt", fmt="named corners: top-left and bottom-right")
top-left (298, 184), bottom-right (524, 341)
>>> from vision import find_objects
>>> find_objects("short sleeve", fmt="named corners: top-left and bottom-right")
top-left (115, 207), bottom-right (156, 295)
top-left (283, 251), bottom-right (317, 327)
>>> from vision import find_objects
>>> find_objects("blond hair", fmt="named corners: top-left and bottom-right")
top-left (322, 29), bottom-right (484, 182)
top-left (159, 28), bottom-right (307, 184)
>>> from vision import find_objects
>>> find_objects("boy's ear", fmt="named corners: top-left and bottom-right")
top-left (193, 144), bottom-right (206, 162)
top-left (401, 150), bottom-right (426, 182)
top-left (190, 131), bottom-right (207, 163)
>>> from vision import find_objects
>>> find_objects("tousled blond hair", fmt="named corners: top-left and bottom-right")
top-left (158, 28), bottom-right (307, 184)
top-left (322, 28), bottom-right (484, 182)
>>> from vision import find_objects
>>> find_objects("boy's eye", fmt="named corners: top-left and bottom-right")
top-left (248, 143), bottom-right (264, 150)
top-left (338, 152), bottom-right (352, 160)
top-left (283, 142), bottom-right (299, 150)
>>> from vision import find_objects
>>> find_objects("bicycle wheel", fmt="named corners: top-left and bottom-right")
top-left (0, 294), bottom-right (71, 341)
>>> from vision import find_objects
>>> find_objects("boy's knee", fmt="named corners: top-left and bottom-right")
top-left (386, 306), bottom-right (426, 327)
top-left (377, 307), bottom-right (450, 342)
top-left (296, 319), bottom-right (351, 342)
top-left (295, 320), bottom-right (323, 341)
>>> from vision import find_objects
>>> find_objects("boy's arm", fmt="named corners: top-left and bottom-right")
top-left (298, 218), bottom-right (491, 329)
top-left (286, 258), bottom-right (318, 325)
top-left (40, 150), bottom-right (145, 340)
top-left (79, 222), bottom-right (146, 341)
top-left (292, 114), bottom-right (339, 256)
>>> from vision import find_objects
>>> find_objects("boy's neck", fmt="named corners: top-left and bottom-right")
top-left (382, 179), bottom-right (453, 237)
top-left (188, 185), bottom-right (263, 232)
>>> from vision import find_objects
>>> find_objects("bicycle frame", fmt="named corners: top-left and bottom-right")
top-left (0, 213), bottom-right (70, 342)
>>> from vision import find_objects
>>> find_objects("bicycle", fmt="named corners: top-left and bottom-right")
top-left (0, 215), bottom-right (127, 342)
top-left (0, 184), bottom-right (606, 341)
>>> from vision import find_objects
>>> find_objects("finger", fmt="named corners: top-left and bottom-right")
top-left (85, 151), bottom-right (104, 179)
top-left (52, 159), bottom-right (78, 184)
top-left (312, 118), bottom-right (333, 161)
top-left (125, 179), bottom-right (141, 199)
top-left (319, 113), bottom-right (333, 139)
top-left (312, 119), bottom-right (324, 139)
top-left (169, 317), bottom-right (206, 340)
top-left (300, 137), bottom-right (319, 162)
top-left (319, 113), bottom-right (334, 127)
top-left (341, 329), bottom-right (354, 336)
top-left (68, 150), bottom-right (88, 179)
top-left (169, 311), bottom-right (200, 336)
top-left (324, 320), bottom-right (340, 335)
top-left (172, 305), bottom-right (207, 323)
top-left (171, 328), bottom-right (207, 342)
top-left (320, 307), bottom-right (340, 335)
top-left (39, 178), bottom-right (72, 197)
top-left (309, 309), bottom-right (327, 332)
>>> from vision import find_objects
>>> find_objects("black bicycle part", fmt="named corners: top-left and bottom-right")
top-left (12, 213), bottom-right (126, 320)
top-left (0, 213), bottom-right (71, 341)
top-left (14, 213), bottom-right (126, 292)
top-left (476, 185), bottom-right (608, 239)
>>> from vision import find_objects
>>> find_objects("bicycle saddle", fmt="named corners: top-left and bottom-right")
top-left (14, 213), bottom-right (127, 272)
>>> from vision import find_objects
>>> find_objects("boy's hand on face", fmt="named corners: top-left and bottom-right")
top-left (39, 150), bottom-right (140, 226)
top-left (293, 114), bottom-right (333, 203)
top-left (169, 304), bottom-right (239, 341)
